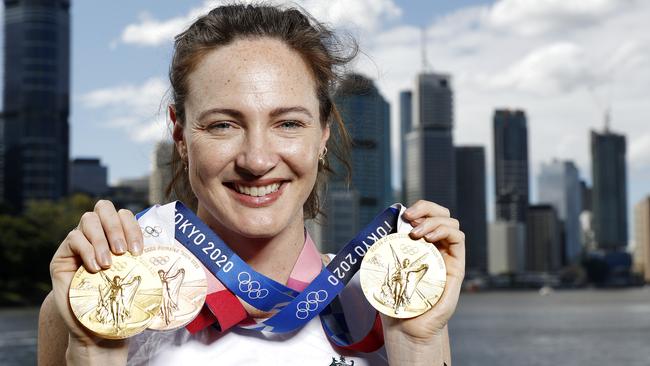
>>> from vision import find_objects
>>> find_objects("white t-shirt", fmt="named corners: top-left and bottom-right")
top-left (127, 272), bottom-right (388, 366)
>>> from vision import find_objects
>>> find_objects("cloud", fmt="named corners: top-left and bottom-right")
top-left (480, 42), bottom-right (604, 95)
top-left (79, 77), bottom-right (170, 143)
top-left (118, 0), bottom-right (401, 47)
top-left (486, 0), bottom-right (632, 36)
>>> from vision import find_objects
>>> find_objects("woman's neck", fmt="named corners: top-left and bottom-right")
top-left (196, 205), bottom-right (306, 285)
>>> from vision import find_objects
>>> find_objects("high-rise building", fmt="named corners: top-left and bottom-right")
top-left (1, 0), bottom-right (71, 210)
top-left (493, 109), bottom-right (529, 223)
top-left (526, 205), bottom-right (562, 272)
top-left (580, 180), bottom-right (592, 212)
top-left (455, 146), bottom-right (487, 273)
top-left (329, 73), bottom-right (391, 227)
top-left (633, 196), bottom-right (650, 283)
top-left (150, 141), bottom-right (175, 205)
top-left (108, 176), bottom-right (150, 213)
top-left (405, 72), bottom-right (455, 214)
top-left (488, 221), bottom-right (525, 274)
top-left (591, 128), bottom-right (627, 250)
top-left (321, 189), bottom-right (359, 254)
top-left (538, 159), bottom-right (582, 264)
top-left (69, 158), bottom-right (108, 197)
top-left (399, 90), bottom-right (412, 203)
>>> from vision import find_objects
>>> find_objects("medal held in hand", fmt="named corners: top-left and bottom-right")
top-left (68, 252), bottom-right (163, 339)
top-left (360, 233), bottom-right (446, 318)
top-left (141, 244), bottom-right (208, 331)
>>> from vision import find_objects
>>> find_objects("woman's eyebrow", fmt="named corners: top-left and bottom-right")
top-left (198, 108), bottom-right (245, 121)
top-left (269, 106), bottom-right (313, 119)
top-left (198, 106), bottom-right (313, 121)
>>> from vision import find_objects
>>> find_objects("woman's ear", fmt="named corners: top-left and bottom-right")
top-left (320, 123), bottom-right (331, 152)
top-left (170, 105), bottom-right (187, 159)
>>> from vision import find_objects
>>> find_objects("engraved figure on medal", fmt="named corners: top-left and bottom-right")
top-left (142, 244), bottom-right (208, 330)
top-left (68, 253), bottom-right (163, 339)
top-left (360, 233), bottom-right (447, 318)
top-left (96, 271), bottom-right (142, 330)
top-left (378, 244), bottom-right (429, 314)
top-left (158, 264), bottom-right (185, 325)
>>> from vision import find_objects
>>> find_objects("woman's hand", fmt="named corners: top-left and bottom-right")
top-left (47, 200), bottom-right (143, 360)
top-left (382, 200), bottom-right (465, 365)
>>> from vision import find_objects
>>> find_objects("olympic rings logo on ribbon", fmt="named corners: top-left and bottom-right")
top-left (238, 271), bottom-right (269, 300)
top-left (142, 225), bottom-right (162, 238)
top-left (295, 290), bottom-right (328, 320)
top-left (150, 256), bottom-right (170, 266)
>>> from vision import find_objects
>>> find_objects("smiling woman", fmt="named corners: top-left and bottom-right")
top-left (38, 4), bottom-right (465, 366)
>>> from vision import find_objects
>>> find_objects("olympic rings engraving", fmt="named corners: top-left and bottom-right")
top-left (400, 243), bottom-right (419, 256)
top-left (237, 272), bottom-right (269, 300)
top-left (149, 256), bottom-right (170, 266)
top-left (295, 290), bottom-right (328, 320)
top-left (142, 225), bottom-right (162, 238)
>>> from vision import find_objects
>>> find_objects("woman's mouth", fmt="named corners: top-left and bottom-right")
top-left (233, 182), bottom-right (280, 197)
top-left (225, 181), bottom-right (286, 207)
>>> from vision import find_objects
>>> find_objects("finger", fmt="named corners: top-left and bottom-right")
top-left (79, 211), bottom-right (112, 268)
top-left (409, 217), bottom-right (460, 239)
top-left (403, 200), bottom-right (451, 221)
top-left (118, 209), bottom-right (143, 255)
top-left (51, 229), bottom-right (102, 274)
top-left (94, 200), bottom-right (127, 255)
top-left (425, 227), bottom-right (466, 262)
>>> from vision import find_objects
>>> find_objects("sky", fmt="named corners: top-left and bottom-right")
top-left (1, 0), bottom-right (649, 242)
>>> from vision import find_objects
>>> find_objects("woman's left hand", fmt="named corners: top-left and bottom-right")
top-left (382, 200), bottom-right (465, 346)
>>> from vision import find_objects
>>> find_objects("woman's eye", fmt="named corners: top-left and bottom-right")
top-left (208, 122), bottom-right (232, 130)
top-left (279, 120), bottom-right (301, 129)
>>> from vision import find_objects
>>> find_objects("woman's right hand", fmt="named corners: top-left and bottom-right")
top-left (49, 199), bottom-right (144, 346)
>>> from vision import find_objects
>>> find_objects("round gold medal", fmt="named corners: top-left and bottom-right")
top-left (360, 233), bottom-right (446, 318)
top-left (69, 252), bottom-right (163, 339)
top-left (141, 244), bottom-right (208, 331)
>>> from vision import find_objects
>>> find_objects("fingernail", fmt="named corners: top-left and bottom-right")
top-left (114, 239), bottom-right (126, 254)
top-left (411, 226), bottom-right (423, 236)
top-left (131, 240), bottom-right (143, 256)
top-left (90, 259), bottom-right (101, 272)
top-left (99, 251), bottom-right (112, 267)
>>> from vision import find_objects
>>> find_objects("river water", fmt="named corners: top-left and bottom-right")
top-left (3, 287), bottom-right (650, 365)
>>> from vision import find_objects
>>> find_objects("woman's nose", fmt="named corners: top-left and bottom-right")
top-left (235, 130), bottom-right (278, 177)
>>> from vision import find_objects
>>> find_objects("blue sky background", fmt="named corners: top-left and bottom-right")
top-left (2, 0), bottom-right (649, 245)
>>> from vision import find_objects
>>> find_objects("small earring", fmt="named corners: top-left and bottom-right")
top-left (318, 147), bottom-right (328, 165)
top-left (183, 160), bottom-right (188, 172)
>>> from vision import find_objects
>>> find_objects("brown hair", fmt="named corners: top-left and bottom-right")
top-left (166, 3), bottom-right (356, 219)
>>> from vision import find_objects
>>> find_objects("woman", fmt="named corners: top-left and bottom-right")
top-left (39, 4), bottom-right (465, 365)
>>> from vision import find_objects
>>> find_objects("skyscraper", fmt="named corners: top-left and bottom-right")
top-left (633, 196), bottom-right (650, 283)
top-left (69, 158), bottom-right (108, 197)
top-left (322, 74), bottom-right (391, 251)
top-left (526, 205), bottom-right (562, 272)
top-left (538, 159), bottom-right (582, 264)
top-left (591, 127), bottom-right (627, 251)
top-left (493, 109), bottom-right (529, 223)
top-left (455, 146), bottom-right (487, 273)
top-left (488, 221), bottom-right (525, 274)
top-left (399, 90), bottom-right (412, 203)
top-left (1, 0), bottom-right (70, 211)
top-left (149, 141), bottom-right (175, 205)
top-left (405, 72), bottom-right (455, 214)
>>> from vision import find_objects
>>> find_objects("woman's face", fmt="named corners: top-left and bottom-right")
top-left (175, 37), bottom-right (329, 240)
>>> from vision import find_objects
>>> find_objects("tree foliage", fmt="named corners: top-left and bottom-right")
top-left (0, 194), bottom-right (97, 306)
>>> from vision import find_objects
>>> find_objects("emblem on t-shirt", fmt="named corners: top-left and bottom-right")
top-left (329, 355), bottom-right (354, 366)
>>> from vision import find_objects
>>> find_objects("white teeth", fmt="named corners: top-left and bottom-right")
top-left (234, 183), bottom-right (280, 197)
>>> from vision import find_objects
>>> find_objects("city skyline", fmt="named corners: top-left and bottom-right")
top-left (1, 0), bottom-right (648, 245)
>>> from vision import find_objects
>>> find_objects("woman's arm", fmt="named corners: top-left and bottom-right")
top-left (38, 292), bottom-right (68, 366)
top-left (383, 200), bottom-right (464, 366)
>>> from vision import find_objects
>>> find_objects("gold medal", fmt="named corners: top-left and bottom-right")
top-left (141, 244), bottom-right (208, 331)
top-left (68, 252), bottom-right (163, 339)
top-left (360, 233), bottom-right (446, 318)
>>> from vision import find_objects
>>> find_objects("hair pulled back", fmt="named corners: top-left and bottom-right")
top-left (167, 3), bottom-right (356, 219)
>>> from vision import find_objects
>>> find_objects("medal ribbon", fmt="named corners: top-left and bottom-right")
top-left (137, 201), bottom-right (411, 351)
